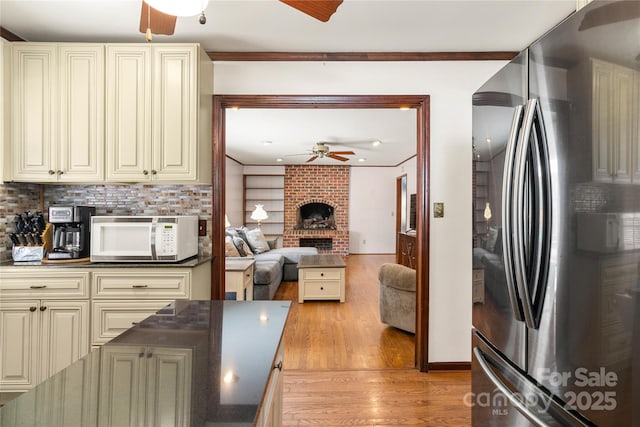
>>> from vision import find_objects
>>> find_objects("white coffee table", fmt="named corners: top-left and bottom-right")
top-left (297, 254), bottom-right (346, 303)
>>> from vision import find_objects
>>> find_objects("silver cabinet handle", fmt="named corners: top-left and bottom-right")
top-left (29, 306), bottom-right (37, 312)
top-left (143, 170), bottom-right (149, 175)
top-left (274, 361), bottom-right (283, 371)
top-left (151, 170), bottom-right (157, 175)
top-left (40, 306), bottom-right (47, 311)
top-left (57, 170), bottom-right (63, 175)
top-left (48, 170), bottom-right (55, 175)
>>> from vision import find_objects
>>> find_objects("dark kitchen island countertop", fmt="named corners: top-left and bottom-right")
top-left (0, 255), bottom-right (212, 268)
top-left (0, 300), bottom-right (291, 426)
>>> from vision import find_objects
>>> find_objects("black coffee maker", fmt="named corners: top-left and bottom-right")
top-left (47, 206), bottom-right (96, 260)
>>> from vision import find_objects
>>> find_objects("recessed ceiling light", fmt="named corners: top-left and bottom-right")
top-left (276, 158), bottom-right (283, 162)
top-left (372, 140), bottom-right (381, 147)
top-left (263, 140), bottom-right (272, 146)
top-left (399, 106), bottom-right (410, 111)
top-left (358, 158), bottom-right (366, 162)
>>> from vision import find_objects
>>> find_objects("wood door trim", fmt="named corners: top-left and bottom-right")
top-left (212, 94), bottom-right (430, 371)
top-left (208, 51), bottom-right (517, 62)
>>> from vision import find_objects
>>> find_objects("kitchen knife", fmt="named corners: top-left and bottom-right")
top-left (25, 233), bottom-right (35, 246)
top-left (34, 233), bottom-right (43, 246)
top-left (9, 234), bottom-right (20, 246)
top-left (16, 233), bottom-right (28, 246)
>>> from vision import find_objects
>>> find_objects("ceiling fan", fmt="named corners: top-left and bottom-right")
top-left (288, 142), bottom-right (356, 163)
top-left (139, 0), bottom-right (343, 39)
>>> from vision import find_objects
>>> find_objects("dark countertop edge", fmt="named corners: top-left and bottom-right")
top-left (0, 256), bottom-right (212, 269)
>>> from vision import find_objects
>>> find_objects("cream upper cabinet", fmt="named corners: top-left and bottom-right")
top-left (106, 44), bottom-right (212, 183)
top-left (591, 58), bottom-right (637, 184)
top-left (10, 43), bottom-right (104, 183)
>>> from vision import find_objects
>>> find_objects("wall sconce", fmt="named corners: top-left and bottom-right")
top-left (250, 204), bottom-right (268, 227)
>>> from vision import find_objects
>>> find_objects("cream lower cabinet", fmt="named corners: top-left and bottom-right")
top-left (98, 345), bottom-right (192, 427)
top-left (255, 341), bottom-right (284, 427)
top-left (0, 269), bottom-right (90, 392)
top-left (90, 263), bottom-right (210, 346)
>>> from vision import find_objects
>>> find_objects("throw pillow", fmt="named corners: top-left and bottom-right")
top-left (485, 226), bottom-right (500, 253)
top-left (225, 236), bottom-right (240, 257)
top-left (232, 237), bottom-right (254, 257)
top-left (245, 228), bottom-right (270, 254)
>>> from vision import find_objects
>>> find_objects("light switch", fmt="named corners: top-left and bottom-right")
top-left (434, 202), bottom-right (444, 218)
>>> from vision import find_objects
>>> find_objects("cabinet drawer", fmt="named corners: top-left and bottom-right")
top-left (302, 281), bottom-right (341, 298)
top-left (0, 271), bottom-right (89, 299)
top-left (301, 269), bottom-right (342, 280)
top-left (92, 270), bottom-right (190, 299)
top-left (92, 301), bottom-right (173, 344)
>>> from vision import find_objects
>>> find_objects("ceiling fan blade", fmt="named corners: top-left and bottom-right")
top-left (306, 155), bottom-right (319, 163)
top-left (279, 0), bottom-right (343, 22)
top-left (579, 1), bottom-right (640, 31)
top-left (328, 154), bottom-right (349, 162)
top-left (328, 151), bottom-right (355, 155)
top-left (140, 0), bottom-right (176, 35)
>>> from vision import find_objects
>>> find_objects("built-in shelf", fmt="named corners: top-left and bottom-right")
top-left (244, 175), bottom-right (285, 242)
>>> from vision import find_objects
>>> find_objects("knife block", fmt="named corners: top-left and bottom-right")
top-left (12, 245), bottom-right (45, 262)
top-left (11, 224), bottom-right (52, 262)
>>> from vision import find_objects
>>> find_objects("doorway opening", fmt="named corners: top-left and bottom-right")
top-left (210, 95), bottom-right (430, 371)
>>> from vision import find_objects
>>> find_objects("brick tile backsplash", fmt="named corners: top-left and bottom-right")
top-left (0, 183), bottom-right (213, 261)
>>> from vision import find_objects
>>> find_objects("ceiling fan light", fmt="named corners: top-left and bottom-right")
top-left (146, 0), bottom-right (208, 17)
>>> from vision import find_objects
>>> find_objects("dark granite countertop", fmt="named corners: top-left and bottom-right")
top-left (0, 300), bottom-right (291, 426)
top-left (0, 255), bottom-right (212, 268)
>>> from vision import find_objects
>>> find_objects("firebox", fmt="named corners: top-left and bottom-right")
top-left (296, 202), bottom-right (336, 230)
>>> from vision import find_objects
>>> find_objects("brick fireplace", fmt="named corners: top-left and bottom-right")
top-left (283, 165), bottom-right (349, 255)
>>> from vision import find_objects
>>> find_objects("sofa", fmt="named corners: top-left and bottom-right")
top-left (225, 227), bottom-right (318, 300)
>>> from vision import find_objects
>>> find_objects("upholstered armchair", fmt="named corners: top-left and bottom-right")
top-left (378, 263), bottom-right (416, 334)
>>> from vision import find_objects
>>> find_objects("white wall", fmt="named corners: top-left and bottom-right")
top-left (214, 60), bottom-right (506, 363)
top-left (349, 167), bottom-right (397, 254)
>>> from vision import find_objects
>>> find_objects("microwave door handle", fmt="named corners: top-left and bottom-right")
top-left (150, 223), bottom-right (158, 259)
top-left (502, 104), bottom-right (525, 322)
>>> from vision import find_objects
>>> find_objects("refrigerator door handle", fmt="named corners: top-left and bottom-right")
top-left (513, 99), bottom-right (535, 327)
top-left (474, 347), bottom-right (551, 427)
top-left (502, 105), bottom-right (525, 322)
top-left (514, 98), bottom-right (552, 329)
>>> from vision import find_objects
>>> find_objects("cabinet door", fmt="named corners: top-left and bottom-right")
top-left (611, 65), bottom-right (634, 183)
top-left (144, 347), bottom-right (192, 427)
top-left (0, 300), bottom-right (39, 391)
top-left (10, 44), bottom-right (57, 182)
top-left (40, 300), bottom-right (90, 381)
top-left (105, 45), bottom-right (152, 182)
top-left (58, 45), bottom-right (104, 182)
top-left (98, 345), bottom-right (146, 427)
top-left (151, 46), bottom-right (197, 181)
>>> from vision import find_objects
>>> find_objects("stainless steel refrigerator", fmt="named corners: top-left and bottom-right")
top-left (471, 1), bottom-right (640, 425)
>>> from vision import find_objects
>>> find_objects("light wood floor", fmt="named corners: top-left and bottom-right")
top-left (274, 254), bottom-right (471, 426)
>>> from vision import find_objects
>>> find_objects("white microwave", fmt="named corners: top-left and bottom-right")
top-left (90, 216), bottom-right (198, 262)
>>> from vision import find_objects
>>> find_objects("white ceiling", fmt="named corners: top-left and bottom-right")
top-left (0, 0), bottom-right (577, 166)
